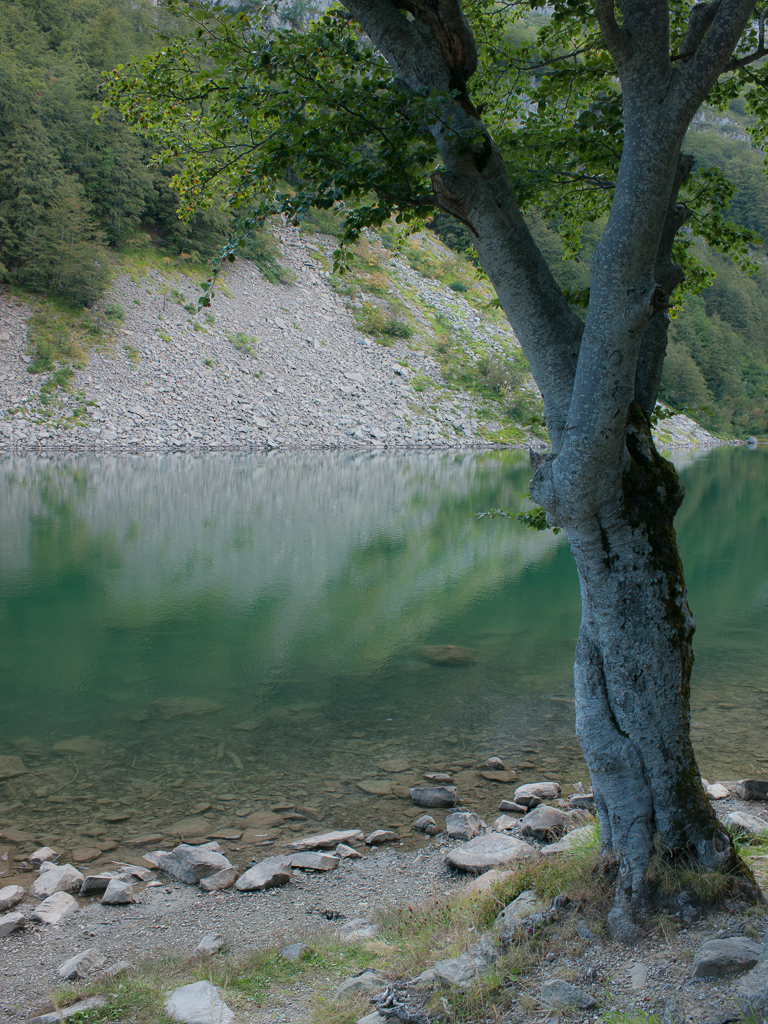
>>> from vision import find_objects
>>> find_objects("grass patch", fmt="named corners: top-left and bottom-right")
top-left (227, 332), bottom-right (258, 356)
top-left (239, 228), bottom-right (297, 285)
top-left (124, 344), bottom-right (140, 364)
top-left (353, 302), bottom-right (412, 344)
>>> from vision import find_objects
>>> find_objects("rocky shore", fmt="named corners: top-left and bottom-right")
top-left (3, 755), bottom-right (768, 1024)
top-left (1, 226), bottom-right (721, 454)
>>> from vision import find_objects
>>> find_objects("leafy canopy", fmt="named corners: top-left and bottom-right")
top-left (104, 0), bottom-right (767, 290)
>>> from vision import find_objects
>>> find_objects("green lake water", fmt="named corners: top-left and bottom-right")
top-left (0, 447), bottom-right (766, 853)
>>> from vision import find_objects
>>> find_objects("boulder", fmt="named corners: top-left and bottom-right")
top-left (29, 847), bottom-right (60, 867)
top-left (32, 997), bottom-right (106, 1023)
top-left (0, 911), bottom-right (25, 937)
top-left (102, 879), bottom-right (134, 904)
top-left (692, 938), bottom-right (761, 978)
top-left (29, 891), bottom-right (78, 925)
top-left (365, 830), bottom-right (399, 845)
top-left (0, 885), bottom-right (25, 912)
top-left (724, 811), bottom-right (768, 840)
top-left (154, 843), bottom-right (234, 885)
top-left (339, 917), bottom-right (378, 941)
top-left (541, 825), bottom-right (596, 855)
top-left (737, 959), bottom-right (768, 1016)
top-left (446, 834), bottom-right (535, 874)
top-left (164, 981), bottom-right (233, 1024)
top-left (335, 843), bottom-right (362, 859)
top-left (30, 864), bottom-right (84, 899)
top-left (412, 815), bottom-right (440, 836)
top-left (235, 857), bottom-right (292, 891)
top-left (409, 786), bottom-right (457, 808)
top-left (541, 979), bottom-right (597, 1009)
top-left (194, 933), bottom-right (224, 957)
top-left (200, 867), bottom-right (238, 892)
top-left (493, 815), bottom-right (518, 831)
top-left (335, 970), bottom-right (386, 999)
top-left (520, 805), bottom-right (569, 841)
top-left (445, 812), bottom-right (482, 840)
top-left (513, 782), bottom-right (561, 806)
top-left (494, 890), bottom-right (546, 930)
top-left (733, 780), bottom-right (768, 801)
top-left (288, 830), bottom-right (363, 850)
top-left (58, 948), bottom-right (106, 980)
top-left (290, 852), bottom-right (340, 871)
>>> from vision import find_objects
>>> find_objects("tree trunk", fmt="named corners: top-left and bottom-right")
top-left (562, 409), bottom-right (744, 939)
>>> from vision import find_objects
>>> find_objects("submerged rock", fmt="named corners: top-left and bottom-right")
top-left (409, 786), bottom-right (457, 808)
top-left (365, 830), bottom-right (399, 845)
top-left (418, 644), bottom-right (476, 666)
top-left (288, 830), bottom-right (363, 850)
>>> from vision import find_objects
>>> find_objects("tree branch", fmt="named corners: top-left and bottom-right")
top-left (595, 0), bottom-right (633, 64)
top-left (677, 0), bottom-right (758, 109)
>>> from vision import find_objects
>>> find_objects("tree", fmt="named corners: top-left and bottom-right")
top-left (106, 0), bottom-right (768, 937)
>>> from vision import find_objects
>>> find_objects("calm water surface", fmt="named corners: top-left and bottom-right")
top-left (0, 447), bottom-right (765, 853)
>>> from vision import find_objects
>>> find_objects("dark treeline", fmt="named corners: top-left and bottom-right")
top-left (0, 0), bottom-right (233, 306)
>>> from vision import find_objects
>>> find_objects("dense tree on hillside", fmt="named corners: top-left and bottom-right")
top-left (108, 0), bottom-right (768, 937)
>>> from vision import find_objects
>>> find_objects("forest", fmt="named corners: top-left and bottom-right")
top-left (1, 0), bottom-right (768, 437)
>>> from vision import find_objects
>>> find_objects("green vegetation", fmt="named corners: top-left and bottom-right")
top-left (227, 332), bottom-right (258, 356)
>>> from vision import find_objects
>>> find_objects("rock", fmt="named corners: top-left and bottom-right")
top-left (356, 780), bottom-right (393, 796)
top-left (737, 959), bottom-right (768, 1016)
top-left (520, 805), bottom-right (569, 841)
top-left (57, 948), bottom-right (107, 980)
top-left (195, 933), bottom-right (224, 956)
top-left (445, 812), bottom-right (482, 840)
top-left (629, 962), bottom-right (648, 990)
top-left (51, 736), bottom-right (105, 756)
top-left (541, 979), bottom-right (597, 1010)
top-left (32, 996), bottom-right (106, 1022)
top-left (335, 843), bottom-right (362, 859)
top-left (165, 981), bottom-right (233, 1024)
top-left (199, 867), bottom-right (238, 892)
top-left (0, 826), bottom-right (36, 845)
top-left (464, 869), bottom-right (514, 895)
top-left (514, 782), bottom-right (561, 806)
top-left (151, 697), bottom-right (223, 718)
top-left (706, 783), bottom-right (730, 800)
top-left (243, 811), bottom-right (285, 829)
top-left (29, 891), bottom-right (78, 924)
top-left (336, 970), bottom-right (385, 999)
top-left (126, 833), bottom-right (165, 848)
top-left (724, 811), bottom-right (768, 839)
top-left (0, 911), bottom-right (25, 937)
top-left (541, 825), bottom-right (596, 855)
top-left (30, 864), bottom-right (84, 899)
top-left (484, 757), bottom-right (506, 771)
top-left (409, 786), bottom-right (457, 808)
top-left (569, 793), bottom-right (595, 810)
top-left (692, 937), bottom-right (761, 978)
top-left (411, 968), bottom-right (436, 989)
top-left (413, 815), bottom-right (440, 836)
top-left (418, 645), bottom-right (476, 666)
top-left (434, 938), bottom-right (495, 989)
top-left (280, 942), bottom-right (307, 962)
top-left (498, 800), bottom-right (527, 814)
top-left (288, 829), bottom-right (364, 850)
top-left (339, 917), bottom-right (378, 941)
top-left (377, 759), bottom-right (412, 772)
top-left (102, 879), bottom-right (134, 904)
top-left (493, 815), bottom-right (518, 831)
top-left (365, 830), bottom-right (399, 845)
top-left (733, 780), bottom-right (768, 801)
top-left (0, 885), bottom-right (25, 912)
top-left (73, 846), bottom-right (103, 863)
top-left (747, 435), bottom-right (758, 445)
top-left (114, 863), bottom-right (155, 882)
top-left (290, 852), bottom-right (340, 871)
top-left (30, 847), bottom-right (60, 866)
top-left (167, 816), bottom-right (210, 838)
top-left (479, 771), bottom-right (518, 783)
top-left (446, 834), bottom-right (536, 874)
top-left (424, 773), bottom-right (452, 782)
top-left (80, 873), bottom-right (118, 896)
top-left (357, 1014), bottom-right (388, 1024)
top-left (0, 755), bottom-right (29, 779)
top-left (235, 856), bottom-right (292, 891)
top-left (154, 843), bottom-right (235, 884)
top-left (495, 890), bottom-right (546, 930)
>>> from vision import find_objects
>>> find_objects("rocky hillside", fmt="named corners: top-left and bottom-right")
top-left (0, 224), bottom-right (719, 452)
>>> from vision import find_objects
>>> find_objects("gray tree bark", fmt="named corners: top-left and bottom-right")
top-left (341, 0), bottom-right (762, 934)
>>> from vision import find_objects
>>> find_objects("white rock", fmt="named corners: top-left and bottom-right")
top-left (493, 815), bottom-right (517, 831)
top-left (288, 829), bottom-right (364, 850)
top-left (30, 864), bottom-right (84, 898)
top-left (706, 783), bottom-right (731, 800)
top-left (335, 843), bottom-right (362, 859)
top-left (0, 885), bottom-right (25, 912)
top-left (199, 866), bottom-right (238, 892)
top-left (0, 911), bottom-right (25, 937)
top-left (195, 933), bottom-right (224, 957)
top-left (446, 834), bottom-right (536, 874)
top-left (629, 962), bottom-right (647, 990)
top-left (29, 891), bottom-right (78, 925)
top-left (30, 847), bottom-right (60, 867)
top-left (513, 782), bottom-right (561, 807)
top-left (235, 856), bottom-right (292, 891)
top-left (290, 852), bottom-right (340, 871)
top-left (724, 811), bottom-right (768, 839)
top-left (102, 879), bottom-right (134, 904)
top-left (339, 917), bottom-right (379, 941)
top-left (58, 948), bottom-right (107, 980)
top-left (164, 981), bottom-right (233, 1024)
top-left (365, 830), bottom-right (399, 845)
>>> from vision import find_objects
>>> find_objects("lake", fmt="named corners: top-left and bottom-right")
top-left (0, 446), bottom-right (766, 855)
